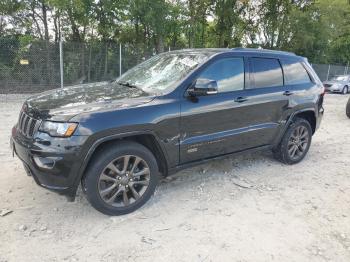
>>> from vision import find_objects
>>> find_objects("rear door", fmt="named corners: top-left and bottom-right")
top-left (234, 57), bottom-right (290, 148)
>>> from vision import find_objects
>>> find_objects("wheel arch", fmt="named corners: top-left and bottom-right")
top-left (293, 110), bottom-right (316, 134)
top-left (74, 131), bottom-right (169, 194)
top-left (273, 108), bottom-right (316, 148)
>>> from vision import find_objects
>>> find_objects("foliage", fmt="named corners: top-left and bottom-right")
top-left (0, 0), bottom-right (349, 62)
top-left (0, 0), bottom-right (350, 88)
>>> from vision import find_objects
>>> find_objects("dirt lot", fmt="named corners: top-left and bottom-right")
top-left (0, 93), bottom-right (350, 262)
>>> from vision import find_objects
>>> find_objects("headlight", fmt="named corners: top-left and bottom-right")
top-left (39, 121), bottom-right (78, 137)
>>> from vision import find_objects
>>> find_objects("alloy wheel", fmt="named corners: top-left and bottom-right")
top-left (287, 125), bottom-right (309, 160)
top-left (98, 155), bottom-right (150, 207)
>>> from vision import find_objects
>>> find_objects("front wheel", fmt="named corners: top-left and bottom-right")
top-left (342, 86), bottom-right (348, 95)
top-left (83, 141), bottom-right (160, 215)
top-left (273, 118), bottom-right (312, 165)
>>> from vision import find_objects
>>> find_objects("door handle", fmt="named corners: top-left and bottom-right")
top-left (234, 96), bottom-right (248, 103)
top-left (283, 91), bottom-right (294, 96)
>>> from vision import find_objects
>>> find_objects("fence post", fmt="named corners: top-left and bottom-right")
top-left (119, 43), bottom-right (122, 76)
top-left (345, 61), bottom-right (349, 75)
top-left (326, 64), bottom-right (330, 81)
top-left (59, 40), bottom-right (64, 88)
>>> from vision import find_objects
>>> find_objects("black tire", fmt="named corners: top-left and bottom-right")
top-left (342, 86), bottom-right (348, 95)
top-left (346, 97), bottom-right (350, 118)
top-left (273, 117), bottom-right (312, 165)
top-left (83, 141), bottom-right (160, 215)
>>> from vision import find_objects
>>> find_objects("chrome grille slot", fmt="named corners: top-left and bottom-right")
top-left (19, 112), bottom-right (26, 130)
top-left (23, 116), bottom-right (30, 133)
top-left (28, 119), bottom-right (37, 136)
top-left (17, 111), bottom-right (40, 138)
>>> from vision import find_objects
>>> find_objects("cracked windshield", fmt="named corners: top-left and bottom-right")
top-left (116, 52), bottom-right (214, 94)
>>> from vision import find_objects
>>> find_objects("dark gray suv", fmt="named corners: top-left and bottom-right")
top-left (11, 48), bottom-right (325, 215)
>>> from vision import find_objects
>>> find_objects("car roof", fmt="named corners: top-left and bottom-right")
top-left (169, 47), bottom-right (301, 60)
top-left (230, 47), bottom-right (296, 56)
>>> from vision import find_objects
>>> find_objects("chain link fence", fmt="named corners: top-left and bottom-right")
top-left (0, 38), bottom-right (61, 93)
top-left (0, 38), bottom-right (159, 93)
top-left (311, 63), bottom-right (349, 82)
top-left (0, 37), bottom-right (349, 93)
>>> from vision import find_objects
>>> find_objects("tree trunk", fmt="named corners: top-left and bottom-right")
top-left (42, 1), bottom-right (49, 41)
top-left (104, 43), bottom-right (108, 79)
top-left (41, 1), bottom-right (54, 86)
top-left (87, 45), bottom-right (92, 82)
top-left (81, 43), bottom-right (85, 82)
top-left (67, 7), bottom-right (82, 42)
top-left (156, 35), bottom-right (164, 53)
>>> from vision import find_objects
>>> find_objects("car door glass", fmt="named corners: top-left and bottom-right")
top-left (250, 58), bottom-right (283, 88)
top-left (198, 58), bottom-right (244, 93)
top-left (282, 61), bottom-right (311, 85)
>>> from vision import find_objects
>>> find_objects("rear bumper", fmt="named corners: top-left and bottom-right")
top-left (315, 106), bottom-right (324, 131)
top-left (11, 126), bottom-right (89, 200)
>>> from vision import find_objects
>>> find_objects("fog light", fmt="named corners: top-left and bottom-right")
top-left (33, 156), bottom-right (61, 170)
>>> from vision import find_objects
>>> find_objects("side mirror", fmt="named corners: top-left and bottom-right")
top-left (188, 78), bottom-right (218, 96)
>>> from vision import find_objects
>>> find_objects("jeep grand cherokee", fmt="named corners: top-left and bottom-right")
top-left (11, 48), bottom-right (325, 215)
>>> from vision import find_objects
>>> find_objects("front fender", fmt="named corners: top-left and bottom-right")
top-left (71, 130), bottom-right (171, 195)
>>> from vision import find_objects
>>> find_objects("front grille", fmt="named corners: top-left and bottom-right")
top-left (324, 84), bottom-right (332, 88)
top-left (17, 111), bottom-right (41, 138)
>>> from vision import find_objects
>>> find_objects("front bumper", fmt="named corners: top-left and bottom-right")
top-left (325, 86), bottom-right (342, 92)
top-left (11, 126), bottom-right (89, 200)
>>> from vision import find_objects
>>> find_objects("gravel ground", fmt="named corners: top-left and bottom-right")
top-left (0, 93), bottom-right (350, 262)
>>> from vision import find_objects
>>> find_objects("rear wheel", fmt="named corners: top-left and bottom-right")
top-left (273, 118), bottom-right (312, 165)
top-left (83, 141), bottom-right (160, 215)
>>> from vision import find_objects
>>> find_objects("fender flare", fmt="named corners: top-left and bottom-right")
top-left (71, 130), bottom-right (170, 196)
top-left (273, 108), bottom-right (316, 148)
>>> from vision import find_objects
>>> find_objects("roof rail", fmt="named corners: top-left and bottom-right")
top-left (231, 47), bottom-right (296, 56)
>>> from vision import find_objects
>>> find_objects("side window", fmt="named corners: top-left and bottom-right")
top-left (282, 61), bottom-right (311, 85)
top-left (198, 57), bottom-right (244, 93)
top-left (250, 58), bottom-right (283, 88)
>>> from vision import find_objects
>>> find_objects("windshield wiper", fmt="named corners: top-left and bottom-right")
top-left (116, 81), bottom-right (149, 94)
top-left (117, 81), bottom-right (139, 89)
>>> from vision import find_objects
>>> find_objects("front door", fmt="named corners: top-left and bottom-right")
top-left (179, 56), bottom-right (248, 163)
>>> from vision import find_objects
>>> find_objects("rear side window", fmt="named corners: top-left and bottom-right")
top-left (198, 57), bottom-right (244, 93)
top-left (282, 61), bottom-right (311, 85)
top-left (250, 58), bottom-right (283, 88)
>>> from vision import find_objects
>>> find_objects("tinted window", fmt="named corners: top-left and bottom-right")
top-left (282, 61), bottom-right (311, 85)
top-left (331, 75), bottom-right (349, 81)
top-left (198, 57), bottom-right (244, 93)
top-left (251, 58), bottom-right (283, 88)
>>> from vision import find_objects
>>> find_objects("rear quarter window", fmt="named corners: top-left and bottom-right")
top-left (282, 61), bottom-right (311, 85)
